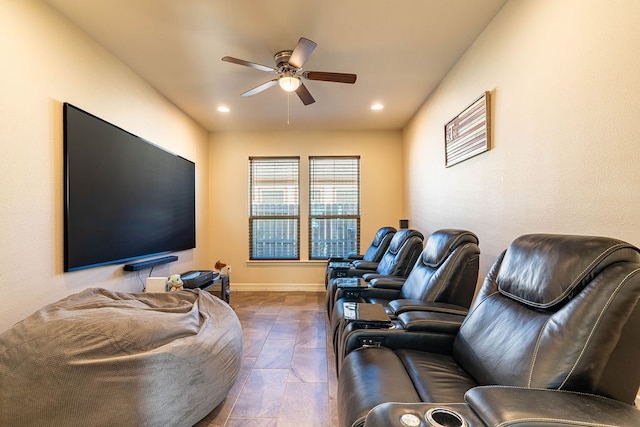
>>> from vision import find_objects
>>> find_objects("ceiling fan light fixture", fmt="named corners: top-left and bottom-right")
top-left (278, 74), bottom-right (301, 92)
top-left (223, 37), bottom-right (355, 107)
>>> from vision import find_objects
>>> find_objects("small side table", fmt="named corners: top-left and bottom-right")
top-left (201, 274), bottom-right (230, 303)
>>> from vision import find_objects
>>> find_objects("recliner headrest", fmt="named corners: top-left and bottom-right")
top-left (372, 227), bottom-right (396, 247)
top-left (497, 234), bottom-right (640, 309)
top-left (387, 229), bottom-right (424, 254)
top-left (422, 229), bottom-right (479, 268)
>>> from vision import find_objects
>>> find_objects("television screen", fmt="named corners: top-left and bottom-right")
top-left (63, 103), bottom-right (196, 271)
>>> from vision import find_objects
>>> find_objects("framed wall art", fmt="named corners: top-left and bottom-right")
top-left (444, 91), bottom-right (491, 167)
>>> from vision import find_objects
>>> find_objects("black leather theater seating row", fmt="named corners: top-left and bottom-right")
top-left (326, 229), bottom-right (425, 319)
top-left (335, 233), bottom-right (640, 427)
top-left (330, 229), bottom-right (481, 374)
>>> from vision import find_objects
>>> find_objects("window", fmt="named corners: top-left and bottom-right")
top-left (249, 157), bottom-right (299, 259)
top-left (309, 156), bottom-right (360, 259)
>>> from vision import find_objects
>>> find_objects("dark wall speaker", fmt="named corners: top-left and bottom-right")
top-left (123, 255), bottom-right (178, 271)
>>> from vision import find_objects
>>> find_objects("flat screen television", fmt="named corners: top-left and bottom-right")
top-left (63, 103), bottom-right (196, 272)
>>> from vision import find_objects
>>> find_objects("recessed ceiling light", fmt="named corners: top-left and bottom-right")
top-left (217, 106), bottom-right (230, 113)
top-left (371, 103), bottom-right (384, 111)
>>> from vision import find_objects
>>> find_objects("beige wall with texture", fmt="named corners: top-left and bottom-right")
top-left (403, 0), bottom-right (640, 281)
top-left (209, 130), bottom-right (403, 290)
top-left (0, 1), bottom-right (209, 333)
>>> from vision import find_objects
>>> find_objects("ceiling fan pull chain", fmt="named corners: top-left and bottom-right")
top-left (287, 91), bottom-right (291, 125)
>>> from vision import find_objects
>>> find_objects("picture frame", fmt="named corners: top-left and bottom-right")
top-left (444, 91), bottom-right (491, 167)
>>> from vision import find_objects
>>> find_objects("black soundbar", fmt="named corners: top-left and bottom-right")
top-left (123, 255), bottom-right (178, 271)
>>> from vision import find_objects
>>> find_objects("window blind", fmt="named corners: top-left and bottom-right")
top-left (249, 157), bottom-right (300, 260)
top-left (309, 156), bottom-right (360, 259)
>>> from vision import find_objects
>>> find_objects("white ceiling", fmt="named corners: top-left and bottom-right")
top-left (44, 0), bottom-right (507, 132)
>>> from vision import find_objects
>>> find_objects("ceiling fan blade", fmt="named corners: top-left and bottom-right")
top-left (303, 71), bottom-right (357, 84)
top-left (295, 82), bottom-right (316, 105)
top-left (288, 37), bottom-right (317, 69)
top-left (222, 56), bottom-right (276, 73)
top-left (241, 79), bottom-right (279, 97)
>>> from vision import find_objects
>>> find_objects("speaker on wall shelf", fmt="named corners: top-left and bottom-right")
top-left (123, 255), bottom-right (178, 271)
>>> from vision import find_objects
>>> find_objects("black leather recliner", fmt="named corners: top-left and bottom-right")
top-left (325, 226), bottom-right (397, 288)
top-left (330, 230), bottom-right (480, 367)
top-left (326, 229), bottom-right (424, 319)
top-left (334, 229), bottom-right (480, 315)
top-left (338, 234), bottom-right (640, 427)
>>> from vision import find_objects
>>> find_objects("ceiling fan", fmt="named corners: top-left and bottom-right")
top-left (222, 37), bottom-right (357, 105)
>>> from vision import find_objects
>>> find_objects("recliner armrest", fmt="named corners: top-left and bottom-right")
top-left (330, 254), bottom-right (364, 263)
top-left (361, 389), bottom-right (640, 427)
top-left (351, 260), bottom-right (378, 270)
top-left (335, 278), bottom-right (368, 289)
top-left (342, 324), bottom-right (457, 357)
top-left (345, 268), bottom-right (378, 277)
top-left (340, 311), bottom-right (460, 362)
top-left (397, 310), bottom-right (465, 334)
top-left (368, 277), bottom-right (405, 289)
top-left (388, 300), bottom-right (469, 316)
top-left (327, 264), bottom-right (351, 279)
top-left (465, 386), bottom-right (640, 427)
top-left (339, 287), bottom-right (401, 301)
top-left (362, 273), bottom-right (387, 282)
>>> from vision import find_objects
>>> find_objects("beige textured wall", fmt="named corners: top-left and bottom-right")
top-left (403, 0), bottom-right (640, 281)
top-left (0, 1), bottom-right (209, 332)
top-left (209, 130), bottom-right (403, 290)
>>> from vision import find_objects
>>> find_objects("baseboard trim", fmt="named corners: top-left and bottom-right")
top-left (231, 282), bottom-right (325, 292)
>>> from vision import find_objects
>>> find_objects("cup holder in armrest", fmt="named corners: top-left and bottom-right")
top-left (425, 408), bottom-right (468, 427)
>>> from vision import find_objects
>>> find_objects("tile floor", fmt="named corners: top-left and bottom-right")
top-left (193, 290), bottom-right (640, 425)
top-left (195, 291), bottom-right (338, 427)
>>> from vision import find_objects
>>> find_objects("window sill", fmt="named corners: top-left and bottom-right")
top-left (246, 260), bottom-right (327, 267)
